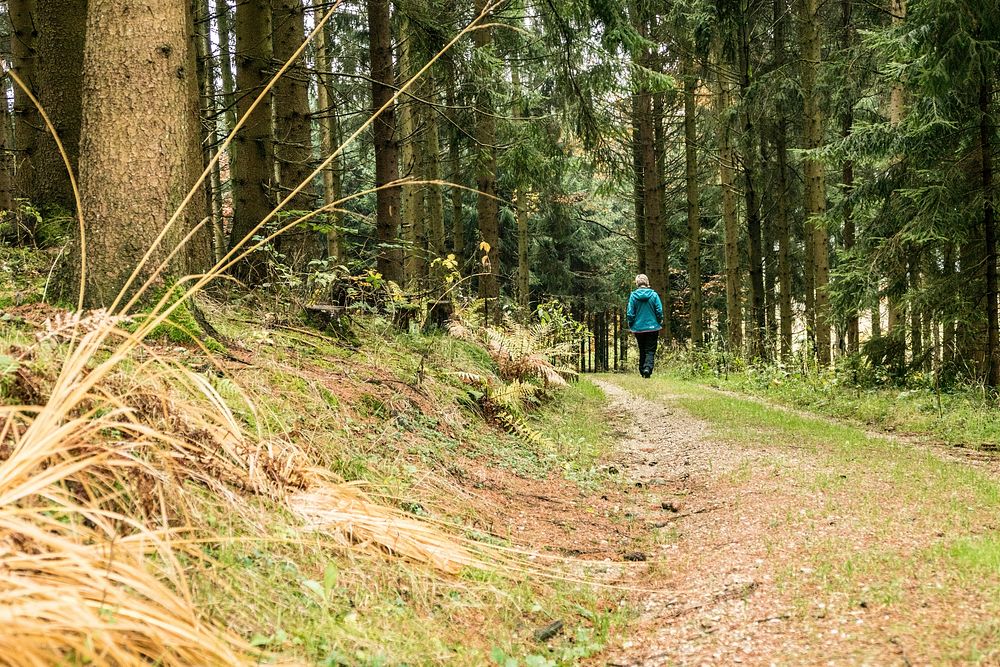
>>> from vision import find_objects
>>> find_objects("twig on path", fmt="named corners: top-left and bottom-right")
top-left (649, 505), bottom-right (721, 527)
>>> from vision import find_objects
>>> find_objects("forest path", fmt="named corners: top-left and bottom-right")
top-left (585, 375), bottom-right (996, 666)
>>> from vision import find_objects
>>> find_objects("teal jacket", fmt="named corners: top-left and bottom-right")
top-left (627, 288), bottom-right (663, 333)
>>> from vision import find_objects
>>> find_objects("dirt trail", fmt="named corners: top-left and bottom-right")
top-left (588, 378), bottom-right (953, 667)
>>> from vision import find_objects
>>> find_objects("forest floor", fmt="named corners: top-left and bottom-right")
top-left (535, 373), bottom-right (1000, 666)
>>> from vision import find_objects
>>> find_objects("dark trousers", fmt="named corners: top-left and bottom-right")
top-left (635, 330), bottom-right (659, 377)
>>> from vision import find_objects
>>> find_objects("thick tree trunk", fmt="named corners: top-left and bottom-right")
top-left (273, 0), bottom-right (319, 266)
top-left (366, 0), bottom-right (403, 283)
top-left (799, 0), bottom-right (830, 365)
top-left (229, 0), bottom-right (274, 282)
top-left (67, 0), bottom-right (202, 307)
top-left (473, 0), bottom-right (500, 315)
top-left (34, 0), bottom-right (86, 213)
top-left (683, 53), bottom-right (703, 346)
top-left (715, 44), bottom-right (742, 352)
top-left (10, 0), bottom-right (40, 216)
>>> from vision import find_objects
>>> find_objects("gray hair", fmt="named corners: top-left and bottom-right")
top-left (635, 274), bottom-right (649, 287)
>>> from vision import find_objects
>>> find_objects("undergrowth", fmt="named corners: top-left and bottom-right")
top-left (0, 247), bottom-right (619, 665)
top-left (666, 346), bottom-right (1000, 448)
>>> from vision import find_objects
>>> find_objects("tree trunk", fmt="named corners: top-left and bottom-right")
top-left (841, 0), bottom-right (859, 354)
top-left (398, 15), bottom-right (426, 287)
top-left (631, 92), bottom-right (646, 274)
top-left (0, 80), bottom-right (13, 214)
top-left (67, 0), bottom-right (202, 308)
top-left (886, 0), bottom-right (907, 369)
top-left (942, 244), bottom-right (955, 365)
top-left (651, 88), bottom-right (669, 343)
top-left (446, 60), bottom-right (463, 259)
top-left (513, 62), bottom-right (530, 310)
top-left (423, 72), bottom-right (445, 263)
top-left (229, 0), bottom-right (274, 282)
top-left (273, 0), bottom-right (319, 266)
top-left (312, 0), bottom-right (341, 262)
top-left (715, 41), bottom-right (742, 352)
top-left (683, 52), bottom-right (703, 346)
top-left (981, 69), bottom-right (998, 387)
top-left (773, 0), bottom-right (793, 359)
top-left (776, 118), bottom-right (793, 359)
top-left (366, 0), bottom-right (403, 283)
top-left (216, 0), bottom-right (238, 134)
top-left (195, 0), bottom-right (222, 263)
top-left (10, 0), bottom-right (40, 217)
top-left (34, 0), bottom-right (86, 213)
top-left (473, 0), bottom-right (500, 315)
top-left (761, 136), bottom-right (777, 352)
top-left (738, 12), bottom-right (765, 360)
top-left (909, 250), bottom-right (922, 368)
top-left (798, 0), bottom-right (830, 365)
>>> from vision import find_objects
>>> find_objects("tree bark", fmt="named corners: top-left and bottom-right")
top-left (473, 0), bottom-right (500, 315)
top-left (195, 0), bottom-right (223, 263)
top-left (0, 83), bottom-right (13, 214)
top-left (738, 10), bottom-right (765, 360)
top-left (631, 92), bottom-right (646, 274)
top-left (798, 0), bottom-right (830, 364)
top-left (652, 88), bottom-right (670, 343)
top-left (776, 118), bottom-right (793, 359)
top-left (981, 68), bottom-right (998, 387)
top-left (216, 0), bottom-right (238, 134)
top-left (446, 60), bottom-right (463, 259)
top-left (909, 250), bottom-right (922, 368)
top-left (841, 0), bottom-right (859, 354)
top-left (715, 41), bottom-right (742, 352)
top-left (398, 15), bottom-right (426, 286)
top-left (9, 0), bottom-right (40, 216)
top-left (513, 62), bottom-right (530, 310)
top-left (423, 72), bottom-right (445, 262)
top-left (942, 244), bottom-right (955, 365)
top-left (34, 0), bottom-right (86, 213)
top-left (366, 0), bottom-right (403, 283)
top-left (229, 0), bottom-right (275, 282)
top-left (772, 0), bottom-right (793, 359)
top-left (67, 0), bottom-right (202, 307)
top-left (312, 0), bottom-right (341, 262)
top-left (273, 0), bottom-right (320, 266)
top-left (683, 52), bottom-right (703, 346)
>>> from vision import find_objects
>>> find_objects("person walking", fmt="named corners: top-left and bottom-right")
top-left (627, 274), bottom-right (664, 378)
